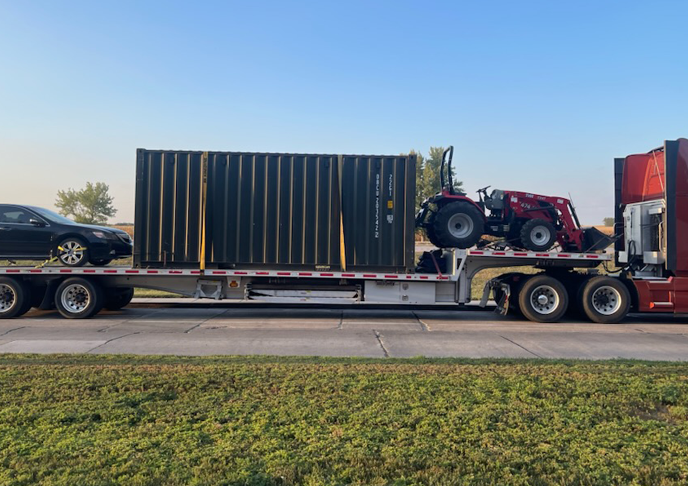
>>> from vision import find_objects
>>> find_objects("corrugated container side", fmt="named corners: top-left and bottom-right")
top-left (134, 150), bottom-right (204, 266)
top-left (135, 149), bottom-right (416, 272)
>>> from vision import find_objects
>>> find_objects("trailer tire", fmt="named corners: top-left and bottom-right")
top-left (0, 277), bottom-right (32, 319)
top-left (519, 219), bottom-right (557, 251)
top-left (580, 276), bottom-right (630, 324)
top-left (55, 277), bottom-right (104, 319)
top-left (432, 202), bottom-right (485, 249)
top-left (104, 288), bottom-right (134, 311)
top-left (518, 275), bottom-right (568, 323)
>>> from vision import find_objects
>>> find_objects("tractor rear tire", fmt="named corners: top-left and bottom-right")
top-left (424, 215), bottom-right (442, 248)
top-left (432, 202), bottom-right (485, 249)
top-left (519, 219), bottom-right (557, 251)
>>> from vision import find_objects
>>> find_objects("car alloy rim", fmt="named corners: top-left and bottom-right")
top-left (448, 213), bottom-right (474, 239)
top-left (59, 241), bottom-right (85, 265)
top-left (0, 284), bottom-right (17, 313)
top-left (530, 225), bottom-right (552, 246)
top-left (61, 284), bottom-right (90, 313)
top-left (591, 285), bottom-right (622, 315)
top-left (529, 285), bottom-right (559, 315)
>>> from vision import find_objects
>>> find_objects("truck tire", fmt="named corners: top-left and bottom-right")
top-left (432, 202), bottom-right (485, 249)
top-left (518, 275), bottom-right (568, 323)
top-left (580, 276), bottom-right (630, 324)
top-left (55, 277), bottom-right (104, 319)
top-left (104, 287), bottom-right (134, 311)
top-left (519, 219), bottom-right (557, 251)
top-left (57, 237), bottom-right (89, 267)
top-left (0, 277), bottom-right (32, 319)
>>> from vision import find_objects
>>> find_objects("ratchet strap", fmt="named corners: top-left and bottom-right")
top-left (337, 154), bottom-right (347, 272)
top-left (199, 152), bottom-right (209, 271)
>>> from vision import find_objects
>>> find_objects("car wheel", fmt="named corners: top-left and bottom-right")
top-left (90, 259), bottom-right (113, 267)
top-left (55, 277), bottom-right (103, 319)
top-left (57, 238), bottom-right (89, 267)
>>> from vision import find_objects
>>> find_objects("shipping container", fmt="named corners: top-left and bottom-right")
top-left (134, 149), bottom-right (416, 272)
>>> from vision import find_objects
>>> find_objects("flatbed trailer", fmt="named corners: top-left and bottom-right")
top-left (0, 249), bottom-right (614, 322)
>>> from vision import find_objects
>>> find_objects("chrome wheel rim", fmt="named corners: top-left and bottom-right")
top-left (448, 213), bottom-right (474, 239)
top-left (530, 225), bottom-right (552, 246)
top-left (0, 284), bottom-right (17, 313)
top-left (61, 284), bottom-right (91, 314)
top-left (529, 285), bottom-right (559, 315)
top-left (591, 286), bottom-right (622, 315)
top-left (59, 241), bottom-right (85, 265)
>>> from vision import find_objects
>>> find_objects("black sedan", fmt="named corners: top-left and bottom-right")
top-left (0, 204), bottom-right (132, 266)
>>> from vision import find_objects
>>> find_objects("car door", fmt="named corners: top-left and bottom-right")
top-left (0, 205), bottom-right (53, 258)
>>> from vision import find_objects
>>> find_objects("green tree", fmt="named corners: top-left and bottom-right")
top-left (412, 146), bottom-right (464, 211)
top-left (55, 182), bottom-right (117, 224)
top-left (603, 217), bottom-right (614, 227)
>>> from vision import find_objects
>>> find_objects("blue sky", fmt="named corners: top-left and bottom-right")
top-left (1, 0), bottom-right (686, 224)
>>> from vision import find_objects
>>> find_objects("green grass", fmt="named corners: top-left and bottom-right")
top-left (1, 355), bottom-right (688, 485)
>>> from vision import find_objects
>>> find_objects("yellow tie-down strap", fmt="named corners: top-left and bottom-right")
top-left (337, 154), bottom-right (347, 272)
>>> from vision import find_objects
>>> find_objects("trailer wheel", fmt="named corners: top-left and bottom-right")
top-left (432, 202), bottom-right (485, 249)
top-left (580, 276), bottom-right (630, 324)
top-left (104, 288), bottom-right (134, 311)
top-left (518, 275), bottom-right (568, 323)
top-left (0, 277), bottom-right (32, 319)
top-left (519, 219), bottom-right (557, 251)
top-left (55, 277), bottom-right (104, 319)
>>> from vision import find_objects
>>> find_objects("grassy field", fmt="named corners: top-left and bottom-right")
top-left (1, 355), bottom-right (687, 485)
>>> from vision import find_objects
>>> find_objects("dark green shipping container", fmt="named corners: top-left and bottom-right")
top-left (134, 149), bottom-right (416, 272)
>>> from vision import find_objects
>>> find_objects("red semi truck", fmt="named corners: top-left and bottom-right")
top-left (0, 139), bottom-right (685, 323)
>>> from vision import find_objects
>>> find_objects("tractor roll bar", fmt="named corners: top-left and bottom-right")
top-left (440, 145), bottom-right (455, 195)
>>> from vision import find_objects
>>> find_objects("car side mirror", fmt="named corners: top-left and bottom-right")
top-left (29, 218), bottom-right (45, 227)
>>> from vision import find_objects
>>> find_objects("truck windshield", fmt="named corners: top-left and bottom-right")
top-left (30, 207), bottom-right (76, 225)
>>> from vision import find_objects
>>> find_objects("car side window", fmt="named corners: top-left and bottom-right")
top-left (0, 207), bottom-right (32, 224)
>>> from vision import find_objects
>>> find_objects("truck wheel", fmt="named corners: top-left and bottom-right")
top-left (55, 277), bottom-right (104, 319)
top-left (519, 219), bottom-right (557, 251)
top-left (432, 202), bottom-right (485, 249)
top-left (0, 277), bottom-right (32, 319)
top-left (57, 238), bottom-right (89, 267)
top-left (104, 288), bottom-right (134, 311)
top-left (580, 276), bottom-right (630, 324)
top-left (518, 275), bottom-right (568, 323)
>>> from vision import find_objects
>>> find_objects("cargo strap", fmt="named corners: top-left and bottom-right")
top-left (337, 154), bottom-right (347, 272)
top-left (199, 152), bottom-right (209, 271)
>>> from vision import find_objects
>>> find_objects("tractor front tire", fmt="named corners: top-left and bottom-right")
top-left (519, 219), bottom-right (557, 251)
top-left (432, 202), bottom-right (485, 249)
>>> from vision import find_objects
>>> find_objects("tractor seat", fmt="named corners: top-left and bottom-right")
top-left (485, 189), bottom-right (505, 211)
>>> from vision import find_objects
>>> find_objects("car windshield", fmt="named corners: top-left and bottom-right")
top-left (30, 207), bottom-right (76, 225)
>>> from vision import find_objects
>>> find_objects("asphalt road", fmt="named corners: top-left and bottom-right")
top-left (1, 301), bottom-right (687, 360)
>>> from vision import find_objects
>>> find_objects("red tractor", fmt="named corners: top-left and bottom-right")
top-left (415, 146), bottom-right (612, 252)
